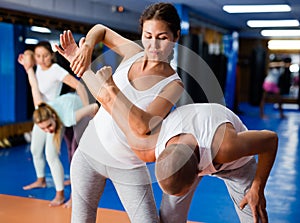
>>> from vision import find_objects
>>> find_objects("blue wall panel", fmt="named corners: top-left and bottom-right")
top-left (14, 24), bottom-right (27, 122)
top-left (0, 22), bottom-right (27, 124)
top-left (0, 23), bottom-right (15, 124)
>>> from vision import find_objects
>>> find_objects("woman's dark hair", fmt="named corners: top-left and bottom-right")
top-left (34, 41), bottom-right (56, 63)
top-left (139, 2), bottom-right (181, 38)
top-left (34, 41), bottom-right (54, 54)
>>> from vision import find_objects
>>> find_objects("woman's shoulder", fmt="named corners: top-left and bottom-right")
top-left (123, 51), bottom-right (144, 63)
top-left (50, 63), bottom-right (69, 75)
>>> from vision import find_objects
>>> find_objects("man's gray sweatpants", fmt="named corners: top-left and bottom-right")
top-left (160, 157), bottom-right (258, 223)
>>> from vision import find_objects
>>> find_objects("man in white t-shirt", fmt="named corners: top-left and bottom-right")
top-left (153, 103), bottom-right (278, 223)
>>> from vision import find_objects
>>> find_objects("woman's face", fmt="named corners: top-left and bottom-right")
top-left (142, 19), bottom-right (178, 62)
top-left (34, 46), bottom-right (53, 69)
top-left (37, 117), bottom-right (56, 133)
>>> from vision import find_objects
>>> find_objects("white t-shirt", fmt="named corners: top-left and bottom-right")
top-left (36, 63), bottom-right (68, 102)
top-left (156, 103), bottom-right (253, 176)
top-left (81, 52), bottom-right (181, 169)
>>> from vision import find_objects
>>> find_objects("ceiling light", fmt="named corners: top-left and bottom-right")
top-left (25, 38), bottom-right (39, 44)
top-left (268, 40), bottom-right (300, 50)
top-left (223, 4), bottom-right (291, 13)
top-left (30, 26), bottom-right (51, 33)
top-left (261, 29), bottom-right (300, 37)
top-left (247, 20), bottom-right (299, 28)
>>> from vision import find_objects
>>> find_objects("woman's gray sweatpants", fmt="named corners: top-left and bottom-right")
top-left (71, 149), bottom-right (159, 223)
top-left (160, 157), bottom-right (259, 223)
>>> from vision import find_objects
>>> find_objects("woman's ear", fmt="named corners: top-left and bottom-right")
top-left (51, 53), bottom-right (55, 61)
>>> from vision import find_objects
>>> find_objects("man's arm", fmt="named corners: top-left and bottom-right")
top-left (213, 123), bottom-right (278, 223)
top-left (81, 67), bottom-right (183, 162)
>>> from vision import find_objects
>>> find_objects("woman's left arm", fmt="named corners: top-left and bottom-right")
top-left (75, 103), bottom-right (99, 123)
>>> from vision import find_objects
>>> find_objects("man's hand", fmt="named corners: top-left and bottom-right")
top-left (81, 66), bottom-right (114, 104)
top-left (55, 30), bottom-right (93, 77)
top-left (95, 66), bottom-right (113, 86)
top-left (239, 187), bottom-right (268, 223)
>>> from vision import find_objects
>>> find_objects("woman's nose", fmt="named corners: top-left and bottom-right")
top-left (150, 38), bottom-right (160, 48)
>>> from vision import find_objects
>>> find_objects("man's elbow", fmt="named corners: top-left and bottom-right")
top-left (270, 131), bottom-right (279, 153)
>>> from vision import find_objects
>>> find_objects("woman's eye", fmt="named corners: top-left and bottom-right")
top-left (158, 37), bottom-right (167, 40)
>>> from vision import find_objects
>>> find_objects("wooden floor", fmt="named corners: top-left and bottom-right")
top-left (0, 194), bottom-right (199, 223)
top-left (0, 194), bottom-right (128, 223)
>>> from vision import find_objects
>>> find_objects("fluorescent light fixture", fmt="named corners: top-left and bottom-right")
top-left (247, 20), bottom-right (299, 28)
top-left (268, 40), bottom-right (300, 50)
top-left (223, 4), bottom-right (291, 13)
top-left (25, 38), bottom-right (39, 44)
top-left (30, 26), bottom-right (51, 33)
top-left (261, 29), bottom-right (300, 37)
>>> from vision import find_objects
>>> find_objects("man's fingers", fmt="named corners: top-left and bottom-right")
top-left (96, 66), bottom-right (112, 80)
top-left (252, 207), bottom-right (259, 223)
top-left (258, 207), bottom-right (268, 223)
top-left (239, 197), bottom-right (248, 210)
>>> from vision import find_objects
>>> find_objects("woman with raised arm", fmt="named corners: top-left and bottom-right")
top-left (19, 50), bottom-right (98, 207)
top-left (18, 42), bottom-right (89, 207)
top-left (56, 2), bottom-right (184, 222)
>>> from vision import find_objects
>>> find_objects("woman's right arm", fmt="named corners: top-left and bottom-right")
top-left (56, 25), bottom-right (142, 77)
top-left (18, 50), bottom-right (43, 107)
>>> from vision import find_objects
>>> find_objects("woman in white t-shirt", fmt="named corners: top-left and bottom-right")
top-left (18, 42), bottom-right (89, 207)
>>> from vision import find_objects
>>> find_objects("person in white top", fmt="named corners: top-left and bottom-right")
top-left (88, 66), bottom-right (278, 222)
top-left (18, 42), bottom-right (89, 207)
top-left (56, 2), bottom-right (184, 222)
top-left (24, 55), bottom-right (98, 208)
